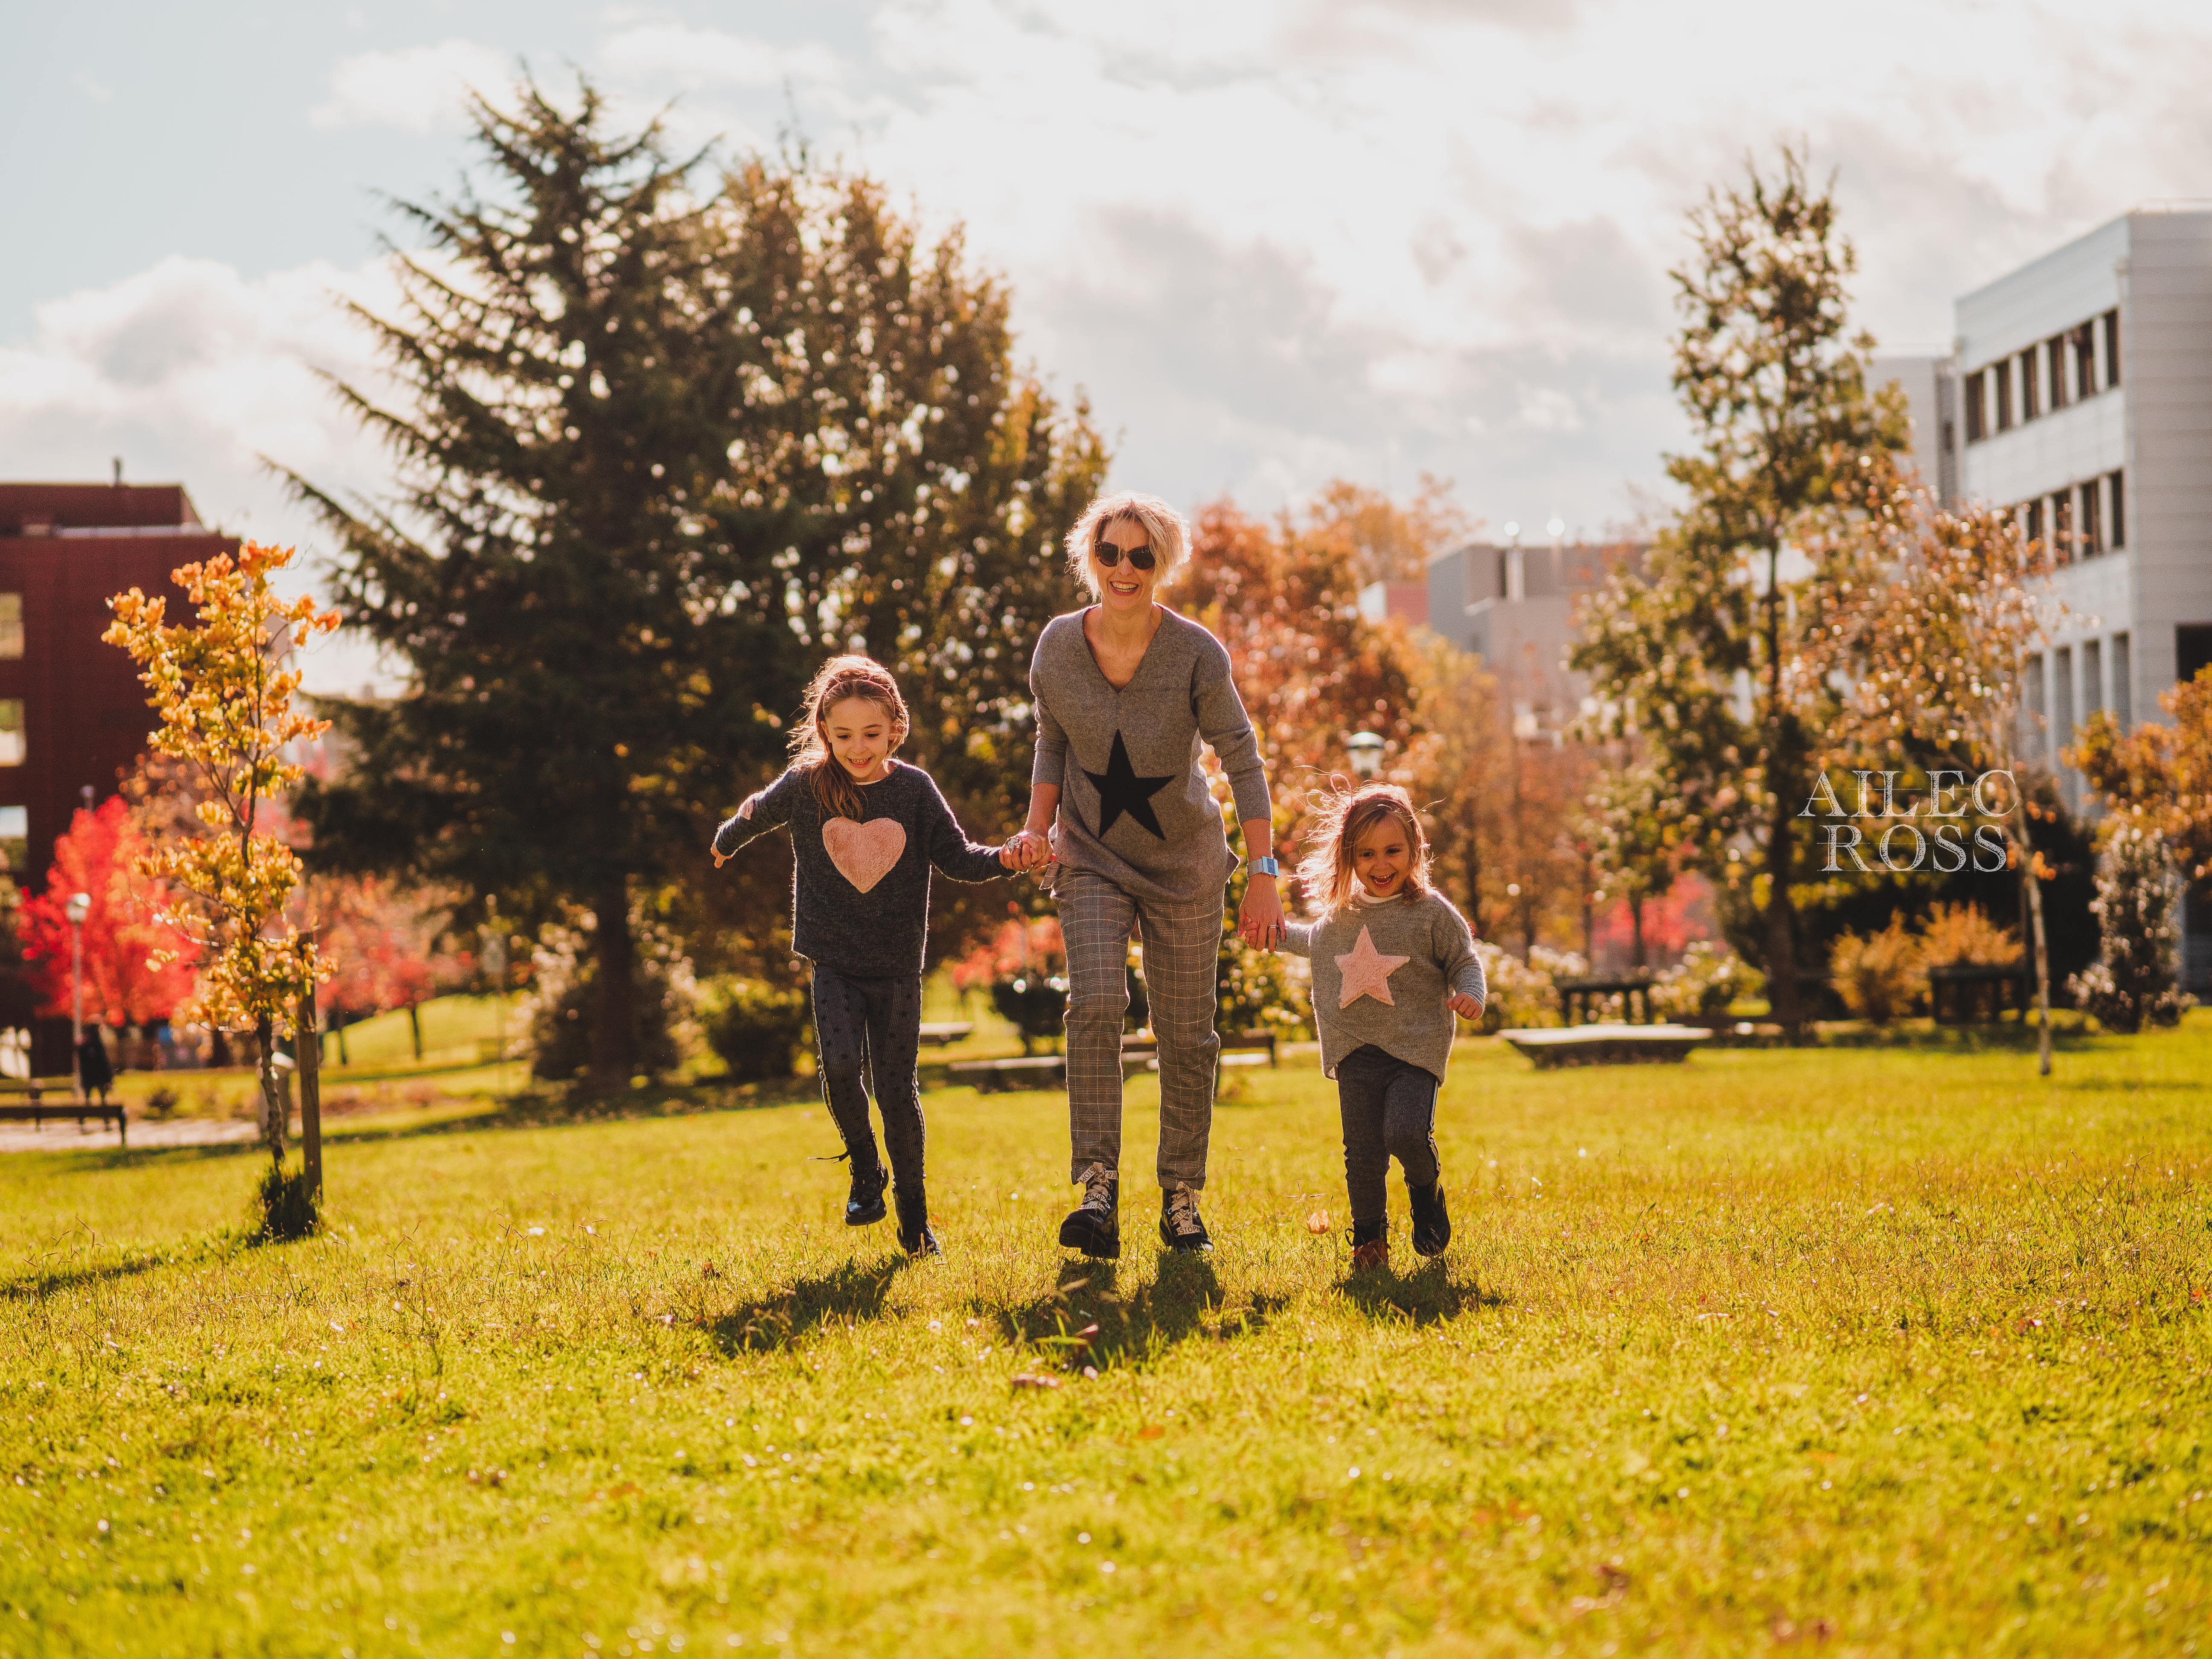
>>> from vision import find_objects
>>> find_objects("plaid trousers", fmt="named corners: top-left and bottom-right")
top-left (1057, 867), bottom-right (1224, 1190)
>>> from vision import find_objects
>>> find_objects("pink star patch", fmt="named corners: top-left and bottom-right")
top-left (1335, 924), bottom-right (1410, 1009)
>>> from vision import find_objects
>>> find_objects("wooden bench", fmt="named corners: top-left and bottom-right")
top-left (1120, 1030), bottom-right (1279, 1068)
top-left (0, 1085), bottom-right (128, 1146)
top-left (917, 1022), bottom-right (975, 1048)
top-left (1555, 975), bottom-right (1656, 1026)
top-left (1500, 1023), bottom-right (1710, 1069)
top-left (1927, 963), bottom-right (2029, 1024)
top-left (949, 1056), bottom-right (1066, 1094)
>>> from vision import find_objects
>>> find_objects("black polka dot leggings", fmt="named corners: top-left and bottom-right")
top-left (809, 965), bottom-right (926, 1192)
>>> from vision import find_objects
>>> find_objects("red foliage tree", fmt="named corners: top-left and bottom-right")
top-left (18, 797), bottom-right (195, 1027)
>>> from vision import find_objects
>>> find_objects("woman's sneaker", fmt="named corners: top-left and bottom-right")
top-left (1159, 1181), bottom-right (1212, 1253)
top-left (895, 1186), bottom-right (940, 1257)
top-left (1408, 1180), bottom-right (1451, 1257)
top-left (1059, 1163), bottom-right (1119, 1259)
top-left (1349, 1217), bottom-right (1388, 1272)
top-left (846, 1160), bottom-right (889, 1227)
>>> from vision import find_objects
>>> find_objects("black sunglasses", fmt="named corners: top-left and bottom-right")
top-left (1094, 537), bottom-right (1156, 570)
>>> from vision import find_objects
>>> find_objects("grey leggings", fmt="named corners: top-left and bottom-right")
top-left (1334, 1044), bottom-right (1441, 1224)
top-left (809, 966), bottom-right (925, 1190)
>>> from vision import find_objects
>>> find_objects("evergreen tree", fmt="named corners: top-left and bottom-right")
top-left (287, 79), bottom-right (1103, 1084)
top-left (1572, 146), bottom-right (1908, 1030)
top-left (2067, 824), bottom-right (2191, 1034)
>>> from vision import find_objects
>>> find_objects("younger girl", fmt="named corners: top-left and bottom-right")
top-left (1279, 783), bottom-right (1485, 1270)
top-left (713, 656), bottom-right (1016, 1256)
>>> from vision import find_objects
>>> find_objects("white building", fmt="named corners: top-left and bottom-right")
top-left (1950, 207), bottom-right (2212, 988)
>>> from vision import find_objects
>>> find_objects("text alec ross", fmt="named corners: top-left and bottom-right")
top-left (1799, 771), bottom-right (2015, 874)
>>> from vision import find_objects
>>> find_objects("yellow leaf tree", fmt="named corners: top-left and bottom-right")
top-left (104, 542), bottom-right (341, 1192)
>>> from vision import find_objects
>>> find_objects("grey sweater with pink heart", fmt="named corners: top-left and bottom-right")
top-left (713, 760), bottom-right (1006, 975)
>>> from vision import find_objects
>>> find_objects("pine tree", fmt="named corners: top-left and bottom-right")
top-left (286, 79), bottom-right (1104, 1085)
top-left (1572, 146), bottom-right (1908, 1031)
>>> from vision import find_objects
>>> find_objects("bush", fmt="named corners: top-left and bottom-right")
top-left (1218, 921), bottom-right (1311, 1041)
top-left (1650, 940), bottom-right (1765, 1022)
top-left (145, 1086), bottom-right (182, 1121)
top-left (700, 978), bottom-right (811, 1080)
top-left (1918, 902), bottom-right (2020, 967)
top-left (1830, 918), bottom-right (1924, 1025)
top-left (2067, 823), bottom-right (2193, 1033)
top-left (1474, 943), bottom-right (1579, 1033)
top-left (524, 913), bottom-right (697, 1082)
top-left (250, 1160), bottom-right (318, 1243)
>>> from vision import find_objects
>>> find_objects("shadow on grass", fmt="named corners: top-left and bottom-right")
top-left (0, 1234), bottom-right (246, 1301)
top-left (1337, 1254), bottom-right (1504, 1326)
top-left (709, 1255), bottom-right (906, 1355)
top-left (1813, 1017), bottom-right (2103, 1054)
top-left (972, 1252), bottom-right (1289, 1372)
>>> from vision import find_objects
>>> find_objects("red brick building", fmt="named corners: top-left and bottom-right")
top-left (0, 482), bottom-right (231, 890)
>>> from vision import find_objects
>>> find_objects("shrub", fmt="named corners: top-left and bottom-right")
top-left (1829, 919), bottom-right (1924, 1025)
top-left (1474, 943), bottom-right (1578, 1033)
top-left (250, 1161), bottom-right (318, 1243)
top-left (1650, 940), bottom-right (1765, 1022)
top-left (524, 913), bottom-right (697, 1082)
top-left (2067, 823), bottom-right (2193, 1033)
top-left (145, 1086), bottom-right (181, 1121)
top-left (1218, 921), bottom-right (1311, 1040)
top-left (1918, 902), bottom-right (2020, 967)
top-left (700, 978), bottom-right (811, 1081)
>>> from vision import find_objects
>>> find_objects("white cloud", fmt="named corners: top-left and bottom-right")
top-left (311, 39), bottom-right (514, 134)
top-left (598, 24), bottom-right (841, 90)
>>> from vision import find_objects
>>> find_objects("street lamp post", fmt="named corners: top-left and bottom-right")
top-left (65, 891), bottom-right (90, 1099)
top-left (1347, 731), bottom-right (1385, 780)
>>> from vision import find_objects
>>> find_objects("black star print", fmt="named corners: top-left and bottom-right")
top-left (1084, 731), bottom-right (1174, 840)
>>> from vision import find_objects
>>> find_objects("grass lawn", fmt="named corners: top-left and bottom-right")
top-left (3, 1020), bottom-right (2208, 1656)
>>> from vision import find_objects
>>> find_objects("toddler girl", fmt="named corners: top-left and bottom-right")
top-left (1279, 783), bottom-right (1485, 1270)
top-left (713, 655), bottom-right (1017, 1255)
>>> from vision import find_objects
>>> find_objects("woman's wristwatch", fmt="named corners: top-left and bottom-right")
top-left (1248, 856), bottom-right (1280, 877)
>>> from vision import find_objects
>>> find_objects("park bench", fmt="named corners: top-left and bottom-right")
top-left (0, 1080), bottom-right (127, 1146)
top-left (917, 1022), bottom-right (975, 1047)
top-left (1499, 1022), bottom-right (1710, 1069)
top-left (949, 1055), bottom-right (1066, 1093)
top-left (1927, 962), bottom-right (2029, 1024)
top-left (1554, 974), bottom-right (1656, 1026)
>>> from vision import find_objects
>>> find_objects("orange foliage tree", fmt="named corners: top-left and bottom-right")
top-left (18, 797), bottom-right (195, 1027)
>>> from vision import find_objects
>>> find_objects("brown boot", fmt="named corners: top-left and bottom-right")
top-left (1349, 1217), bottom-right (1388, 1271)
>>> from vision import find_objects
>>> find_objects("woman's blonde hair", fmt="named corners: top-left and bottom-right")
top-left (1295, 781), bottom-right (1433, 914)
top-left (788, 655), bottom-right (910, 821)
top-left (1062, 489), bottom-right (1192, 598)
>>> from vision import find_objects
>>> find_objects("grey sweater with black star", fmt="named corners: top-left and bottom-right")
top-left (1029, 607), bottom-right (1271, 907)
top-left (1282, 890), bottom-right (1487, 1082)
top-left (712, 761), bottom-right (1006, 976)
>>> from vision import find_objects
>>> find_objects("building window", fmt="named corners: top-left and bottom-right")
top-left (0, 596), bottom-right (18, 660)
top-left (2074, 322), bottom-right (2096, 399)
top-left (2046, 337), bottom-right (2069, 410)
top-left (1963, 370), bottom-right (1986, 442)
top-left (2054, 645), bottom-right (2075, 757)
top-left (2019, 349), bottom-right (2040, 421)
top-left (2113, 633), bottom-right (2132, 730)
top-left (0, 806), bottom-right (21, 875)
top-left (2102, 309), bottom-right (2122, 389)
top-left (0, 702), bottom-right (21, 767)
top-left (1994, 359), bottom-right (2014, 431)
top-left (2080, 477), bottom-right (2102, 556)
top-left (2052, 491), bottom-right (2073, 565)
top-left (2024, 652), bottom-right (2047, 754)
top-left (2024, 498), bottom-right (2043, 550)
top-left (2083, 638), bottom-right (2104, 719)
top-left (2108, 469), bottom-right (2125, 549)
top-left (2181, 624), bottom-right (2212, 687)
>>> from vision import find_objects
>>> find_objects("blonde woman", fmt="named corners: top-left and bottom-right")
top-left (1005, 490), bottom-right (1283, 1258)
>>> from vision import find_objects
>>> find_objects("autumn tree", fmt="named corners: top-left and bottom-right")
top-left (18, 797), bottom-right (194, 1027)
top-left (1297, 476), bottom-right (1471, 588)
top-left (1572, 146), bottom-right (1909, 1030)
top-left (2075, 667), bottom-right (2212, 882)
top-left (105, 541), bottom-right (340, 1201)
top-left (288, 79), bottom-right (1100, 1083)
top-left (1404, 639), bottom-right (1507, 935)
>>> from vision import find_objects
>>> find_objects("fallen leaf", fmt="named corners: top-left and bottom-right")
top-left (1304, 1210), bottom-right (1331, 1235)
top-left (1138, 1424), bottom-right (1165, 1440)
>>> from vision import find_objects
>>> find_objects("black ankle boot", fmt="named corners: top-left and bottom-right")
top-left (1058, 1162), bottom-right (1119, 1259)
top-left (1408, 1179), bottom-right (1451, 1257)
top-left (895, 1185), bottom-right (939, 1256)
top-left (845, 1159), bottom-right (888, 1227)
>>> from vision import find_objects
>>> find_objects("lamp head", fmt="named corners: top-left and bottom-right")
top-left (65, 892), bottom-right (90, 925)
top-left (1346, 731), bottom-right (1386, 779)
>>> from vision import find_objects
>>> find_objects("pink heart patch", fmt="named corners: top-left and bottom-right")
top-left (822, 816), bottom-right (907, 894)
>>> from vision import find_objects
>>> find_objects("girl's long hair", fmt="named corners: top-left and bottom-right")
top-left (1295, 780), bottom-right (1433, 915)
top-left (788, 655), bottom-right (910, 821)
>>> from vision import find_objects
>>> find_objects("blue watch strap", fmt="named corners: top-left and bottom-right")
top-left (1249, 856), bottom-right (1280, 877)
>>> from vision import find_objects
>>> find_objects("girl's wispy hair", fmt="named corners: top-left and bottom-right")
top-left (787, 654), bottom-right (909, 821)
top-left (1062, 489), bottom-right (1192, 597)
top-left (1294, 780), bottom-right (1432, 914)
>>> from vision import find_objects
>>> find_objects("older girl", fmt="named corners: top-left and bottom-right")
top-left (1006, 491), bottom-right (1283, 1260)
top-left (1280, 783), bottom-right (1484, 1271)
top-left (713, 656), bottom-right (1016, 1257)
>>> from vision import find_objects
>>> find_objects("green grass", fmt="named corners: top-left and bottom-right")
top-left (3, 1021), bottom-right (2209, 1656)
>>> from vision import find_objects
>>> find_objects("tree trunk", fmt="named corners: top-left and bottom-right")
top-left (2020, 829), bottom-right (2054, 1077)
top-left (297, 957), bottom-right (323, 1198)
top-left (407, 1003), bottom-right (423, 1061)
top-left (1630, 893), bottom-right (1647, 972)
top-left (255, 1015), bottom-right (285, 1165)
top-left (1764, 801), bottom-right (1803, 1034)
top-left (589, 876), bottom-right (638, 1090)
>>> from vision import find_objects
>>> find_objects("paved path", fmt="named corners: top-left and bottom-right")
top-left (0, 1117), bottom-right (260, 1154)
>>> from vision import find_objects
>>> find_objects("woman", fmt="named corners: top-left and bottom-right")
top-left (1006, 490), bottom-right (1284, 1259)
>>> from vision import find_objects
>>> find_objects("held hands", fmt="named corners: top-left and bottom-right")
top-left (1237, 876), bottom-right (1286, 951)
top-left (1446, 992), bottom-right (1483, 1021)
top-left (1001, 828), bottom-right (1054, 872)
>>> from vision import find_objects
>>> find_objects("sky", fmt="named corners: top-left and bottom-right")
top-left (5, 0), bottom-right (2210, 690)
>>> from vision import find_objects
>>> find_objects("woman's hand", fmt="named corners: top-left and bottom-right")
top-left (1237, 876), bottom-right (1286, 950)
top-left (1446, 992), bottom-right (1483, 1021)
top-left (1003, 829), bottom-right (1051, 871)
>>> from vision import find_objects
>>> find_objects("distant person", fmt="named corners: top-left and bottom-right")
top-left (713, 655), bottom-right (1023, 1257)
top-left (77, 1026), bottom-right (116, 1106)
top-left (1002, 490), bottom-right (1284, 1260)
top-left (1275, 783), bottom-right (1485, 1272)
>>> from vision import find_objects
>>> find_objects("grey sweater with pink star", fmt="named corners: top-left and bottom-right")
top-left (1282, 890), bottom-right (1487, 1081)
